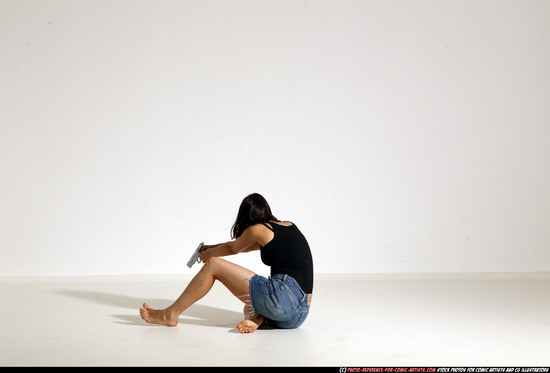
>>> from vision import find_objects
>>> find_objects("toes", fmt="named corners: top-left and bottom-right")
top-left (236, 322), bottom-right (245, 333)
top-left (237, 321), bottom-right (256, 333)
top-left (139, 306), bottom-right (150, 321)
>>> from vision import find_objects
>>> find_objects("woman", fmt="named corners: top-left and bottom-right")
top-left (139, 193), bottom-right (314, 333)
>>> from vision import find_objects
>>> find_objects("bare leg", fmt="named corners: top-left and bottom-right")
top-left (140, 257), bottom-right (260, 329)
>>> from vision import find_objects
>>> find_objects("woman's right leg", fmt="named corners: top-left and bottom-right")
top-left (140, 257), bottom-right (260, 328)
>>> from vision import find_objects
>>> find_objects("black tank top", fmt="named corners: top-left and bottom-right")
top-left (260, 222), bottom-right (314, 294)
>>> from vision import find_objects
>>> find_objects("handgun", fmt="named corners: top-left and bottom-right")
top-left (187, 242), bottom-right (204, 268)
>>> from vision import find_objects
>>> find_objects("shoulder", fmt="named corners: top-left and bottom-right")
top-left (244, 223), bottom-right (271, 235)
top-left (242, 223), bottom-right (274, 246)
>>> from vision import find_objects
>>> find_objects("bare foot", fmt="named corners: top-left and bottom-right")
top-left (237, 319), bottom-right (260, 333)
top-left (236, 312), bottom-right (264, 333)
top-left (139, 303), bottom-right (179, 327)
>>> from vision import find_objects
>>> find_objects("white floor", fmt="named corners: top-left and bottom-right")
top-left (1, 273), bottom-right (549, 366)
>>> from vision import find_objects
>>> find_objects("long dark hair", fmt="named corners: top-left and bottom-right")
top-left (231, 193), bottom-right (278, 239)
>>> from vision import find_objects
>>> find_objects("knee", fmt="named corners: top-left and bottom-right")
top-left (203, 256), bottom-right (223, 276)
top-left (204, 256), bottom-right (221, 267)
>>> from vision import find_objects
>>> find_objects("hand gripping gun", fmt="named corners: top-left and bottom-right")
top-left (187, 242), bottom-right (204, 268)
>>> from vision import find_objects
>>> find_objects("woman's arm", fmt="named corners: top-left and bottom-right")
top-left (198, 224), bottom-right (269, 262)
top-left (199, 242), bottom-right (240, 259)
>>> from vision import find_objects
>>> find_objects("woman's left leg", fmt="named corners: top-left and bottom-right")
top-left (139, 257), bottom-right (259, 328)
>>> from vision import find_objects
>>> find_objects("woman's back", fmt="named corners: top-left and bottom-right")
top-left (260, 221), bottom-right (314, 294)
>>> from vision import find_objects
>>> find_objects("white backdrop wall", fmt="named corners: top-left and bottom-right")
top-left (1, 0), bottom-right (549, 276)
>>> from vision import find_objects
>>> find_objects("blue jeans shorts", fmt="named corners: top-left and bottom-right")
top-left (249, 273), bottom-right (310, 329)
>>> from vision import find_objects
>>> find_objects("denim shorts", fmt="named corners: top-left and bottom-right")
top-left (249, 273), bottom-right (310, 329)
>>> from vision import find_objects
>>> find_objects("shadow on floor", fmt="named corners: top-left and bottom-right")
top-left (57, 289), bottom-right (243, 329)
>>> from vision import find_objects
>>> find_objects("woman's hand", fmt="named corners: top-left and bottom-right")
top-left (198, 245), bottom-right (214, 263)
